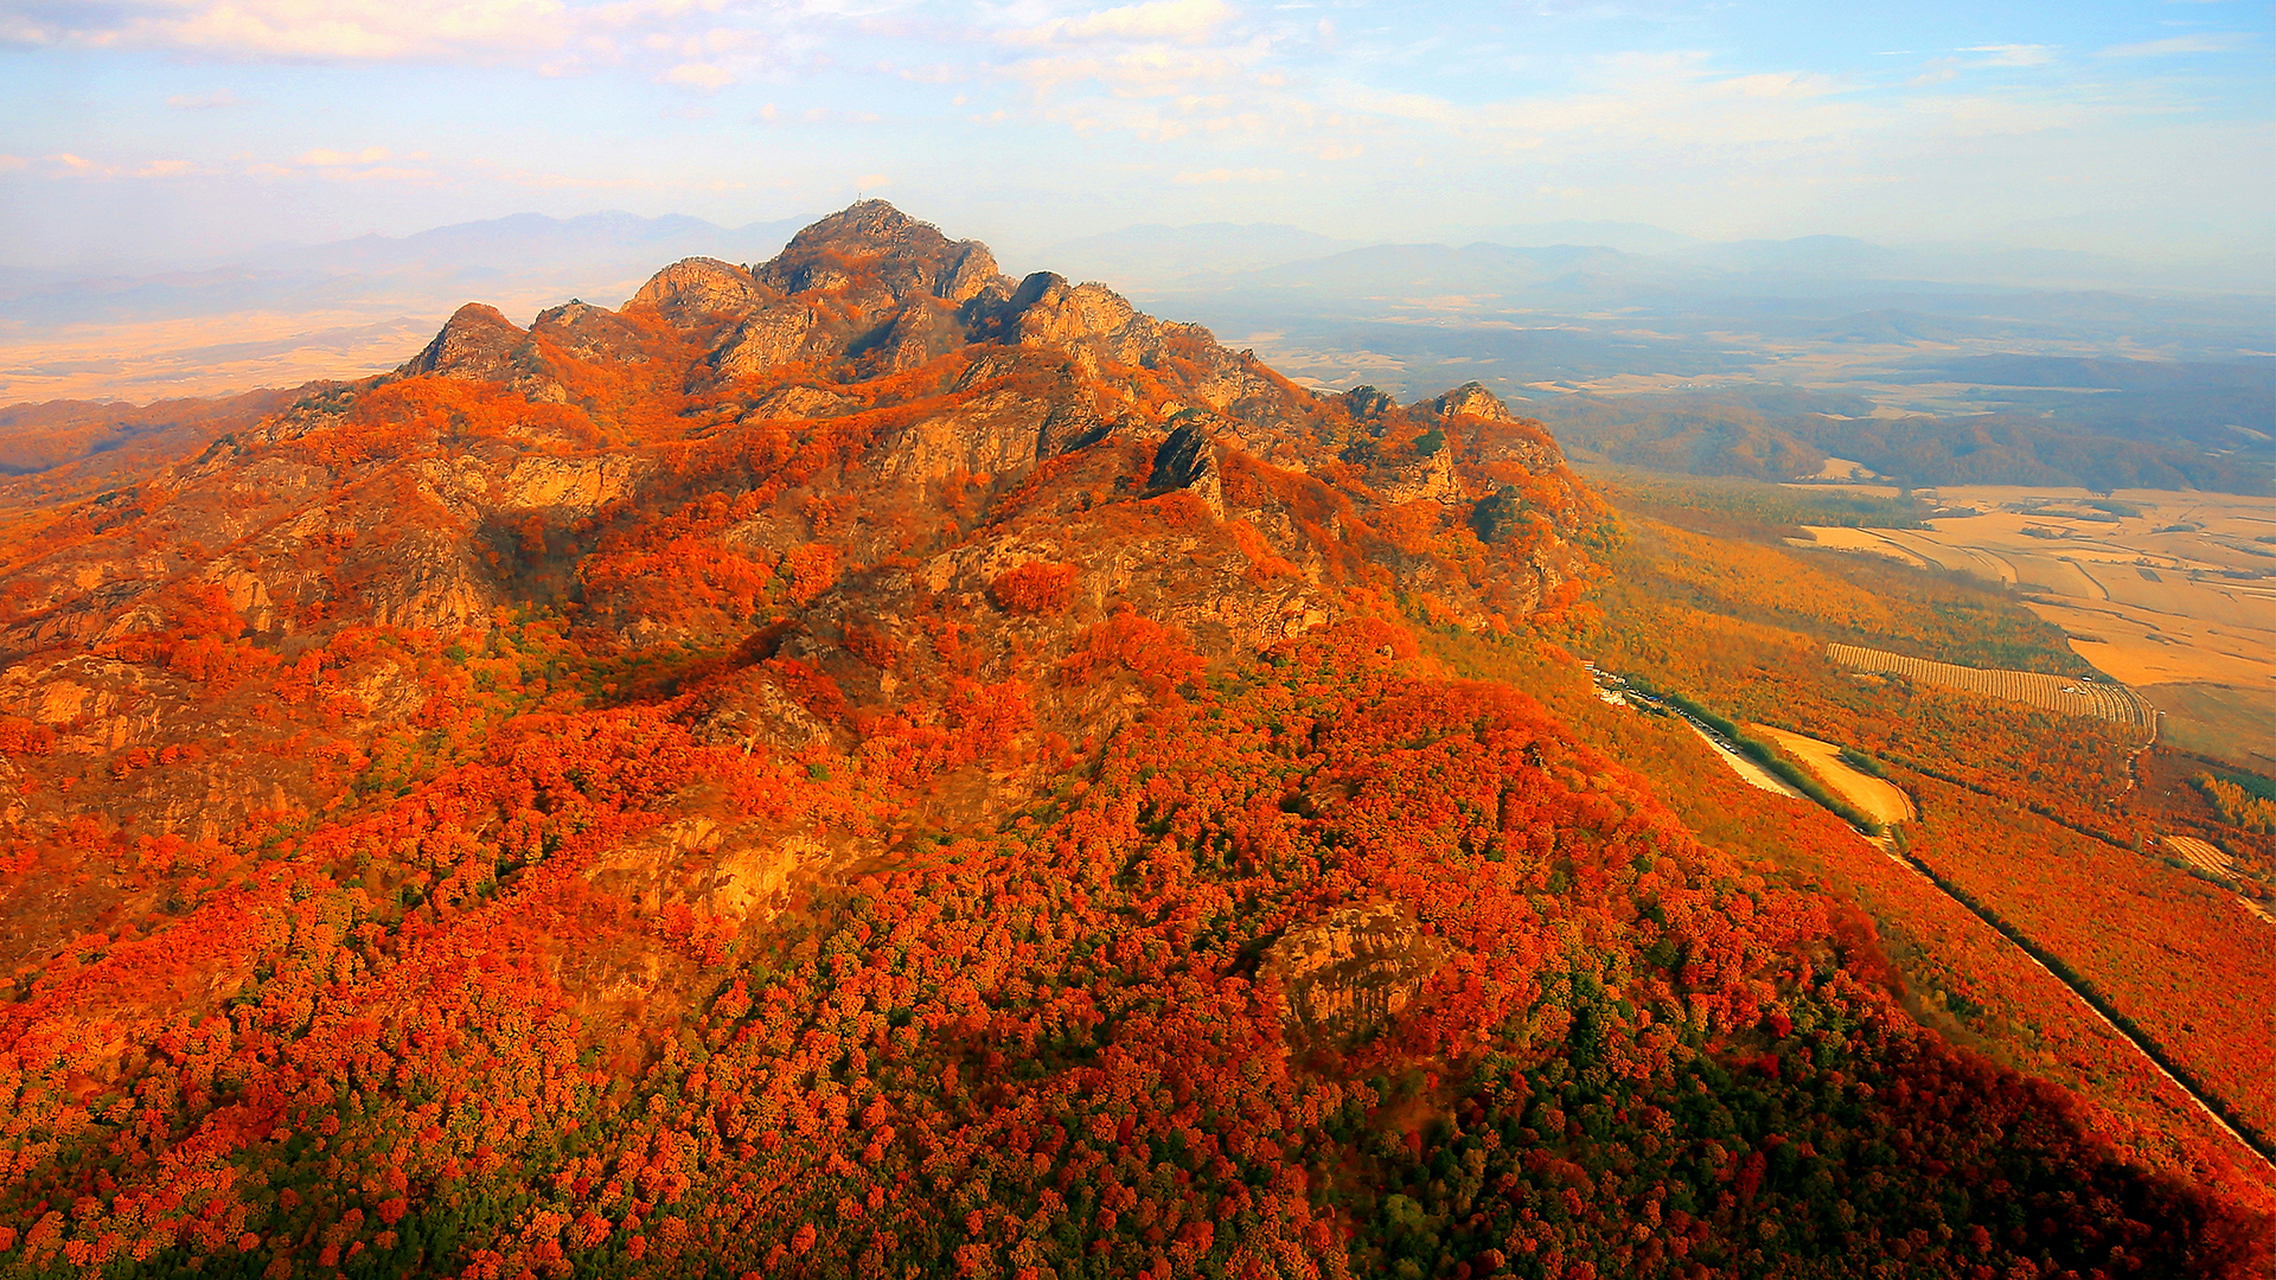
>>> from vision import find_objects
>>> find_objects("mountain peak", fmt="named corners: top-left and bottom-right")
top-left (400, 301), bottom-right (526, 381)
top-left (793, 197), bottom-right (915, 241)
top-left (1419, 381), bottom-right (1515, 423)
top-left (755, 199), bottom-right (1000, 305)
top-left (627, 256), bottom-right (768, 325)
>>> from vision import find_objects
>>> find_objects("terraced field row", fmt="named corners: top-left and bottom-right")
top-left (2164, 835), bottom-right (2233, 880)
top-left (1825, 643), bottom-right (2159, 737)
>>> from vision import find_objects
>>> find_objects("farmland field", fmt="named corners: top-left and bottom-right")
top-left (1793, 486), bottom-right (2276, 772)
top-left (1528, 483), bottom-right (2276, 1206)
top-left (1825, 643), bottom-right (2159, 735)
top-left (2165, 834), bottom-right (2233, 879)
top-left (1749, 724), bottom-right (1916, 826)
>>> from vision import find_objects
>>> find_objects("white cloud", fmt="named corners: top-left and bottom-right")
top-left (94, 0), bottom-right (577, 61)
top-left (1, 0), bottom-right (863, 73)
top-left (1002, 0), bottom-right (1234, 47)
top-left (990, 0), bottom-right (1268, 108)
top-left (318, 164), bottom-right (438, 181)
top-left (1173, 166), bottom-right (1282, 183)
top-left (1010, 43), bottom-right (1256, 97)
top-left (1283, 47), bottom-right (2116, 178)
top-left (1712, 72), bottom-right (1841, 99)
top-left (1962, 44), bottom-right (2058, 67)
top-left (22, 143), bottom-right (448, 185)
top-left (298, 146), bottom-right (392, 165)
top-left (166, 89), bottom-right (245, 108)
top-left (2099, 34), bottom-right (2251, 57)
top-left (663, 60), bottom-right (734, 88)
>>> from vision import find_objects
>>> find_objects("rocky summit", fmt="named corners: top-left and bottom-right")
top-left (0, 199), bottom-right (1603, 857)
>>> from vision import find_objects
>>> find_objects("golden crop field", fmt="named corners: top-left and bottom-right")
top-left (1748, 724), bottom-right (1915, 826)
top-left (1795, 486), bottom-right (2276, 772)
top-left (2163, 835), bottom-right (2233, 880)
top-left (1825, 643), bottom-right (2160, 736)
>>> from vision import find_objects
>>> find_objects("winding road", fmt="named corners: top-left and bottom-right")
top-left (1602, 669), bottom-right (2274, 1175)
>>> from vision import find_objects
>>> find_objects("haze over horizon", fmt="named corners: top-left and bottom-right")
top-left (4, 0), bottom-right (2271, 280)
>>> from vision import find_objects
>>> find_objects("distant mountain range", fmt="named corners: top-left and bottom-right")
top-left (3, 210), bottom-right (2269, 459)
top-left (1464, 219), bottom-right (1699, 256)
top-left (1037, 222), bottom-right (1359, 288)
top-left (266, 211), bottom-right (809, 278)
top-left (11, 209), bottom-right (2249, 334)
top-left (0, 212), bottom-right (811, 329)
top-left (1198, 241), bottom-right (1711, 302)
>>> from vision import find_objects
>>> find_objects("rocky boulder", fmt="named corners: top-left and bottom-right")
top-left (1265, 904), bottom-right (1446, 1044)
top-left (1418, 381), bottom-right (1516, 423)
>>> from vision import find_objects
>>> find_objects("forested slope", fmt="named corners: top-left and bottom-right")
top-left (0, 204), bottom-right (2263, 1277)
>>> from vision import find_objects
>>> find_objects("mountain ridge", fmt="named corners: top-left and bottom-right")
top-left (0, 198), bottom-right (1606, 845)
top-left (0, 201), bottom-right (2264, 1279)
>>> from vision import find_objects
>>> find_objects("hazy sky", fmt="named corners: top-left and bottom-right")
top-left (2, 0), bottom-right (2270, 270)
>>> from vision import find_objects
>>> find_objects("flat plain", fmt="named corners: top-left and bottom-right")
top-left (1793, 485), bottom-right (2276, 771)
top-left (0, 311), bottom-right (439, 403)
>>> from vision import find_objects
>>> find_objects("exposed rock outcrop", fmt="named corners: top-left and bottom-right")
top-left (714, 302), bottom-right (825, 378)
top-left (1147, 423), bottom-right (1227, 518)
top-left (1418, 381), bottom-right (1515, 423)
top-left (1380, 446), bottom-right (1464, 505)
top-left (532, 300), bottom-right (651, 365)
top-left (401, 302), bottom-right (529, 382)
top-left (585, 814), bottom-right (807, 930)
top-left (1265, 903), bottom-right (1446, 1043)
top-left (628, 256), bottom-right (770, 325)
top-left (755, 200), bottom-right (998, 306)
top-left (495, 454), bottom-right (649, 517)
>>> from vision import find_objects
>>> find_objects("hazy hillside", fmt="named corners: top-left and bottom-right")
top-left (0, 212), bottom-right (811, 330)
top-left (1111, 241), bottom-right (2275, 495)
top-left (0, 213), bottom-right (814, 402)
top-left (1037, 221), bottom-right (1357, 289)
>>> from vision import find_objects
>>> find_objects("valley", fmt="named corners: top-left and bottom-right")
top-left (1795, 485), bottom-right (2276, 771)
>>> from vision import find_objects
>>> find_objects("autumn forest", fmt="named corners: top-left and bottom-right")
top-left (0, 203), bottom-right (2266, 1280)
